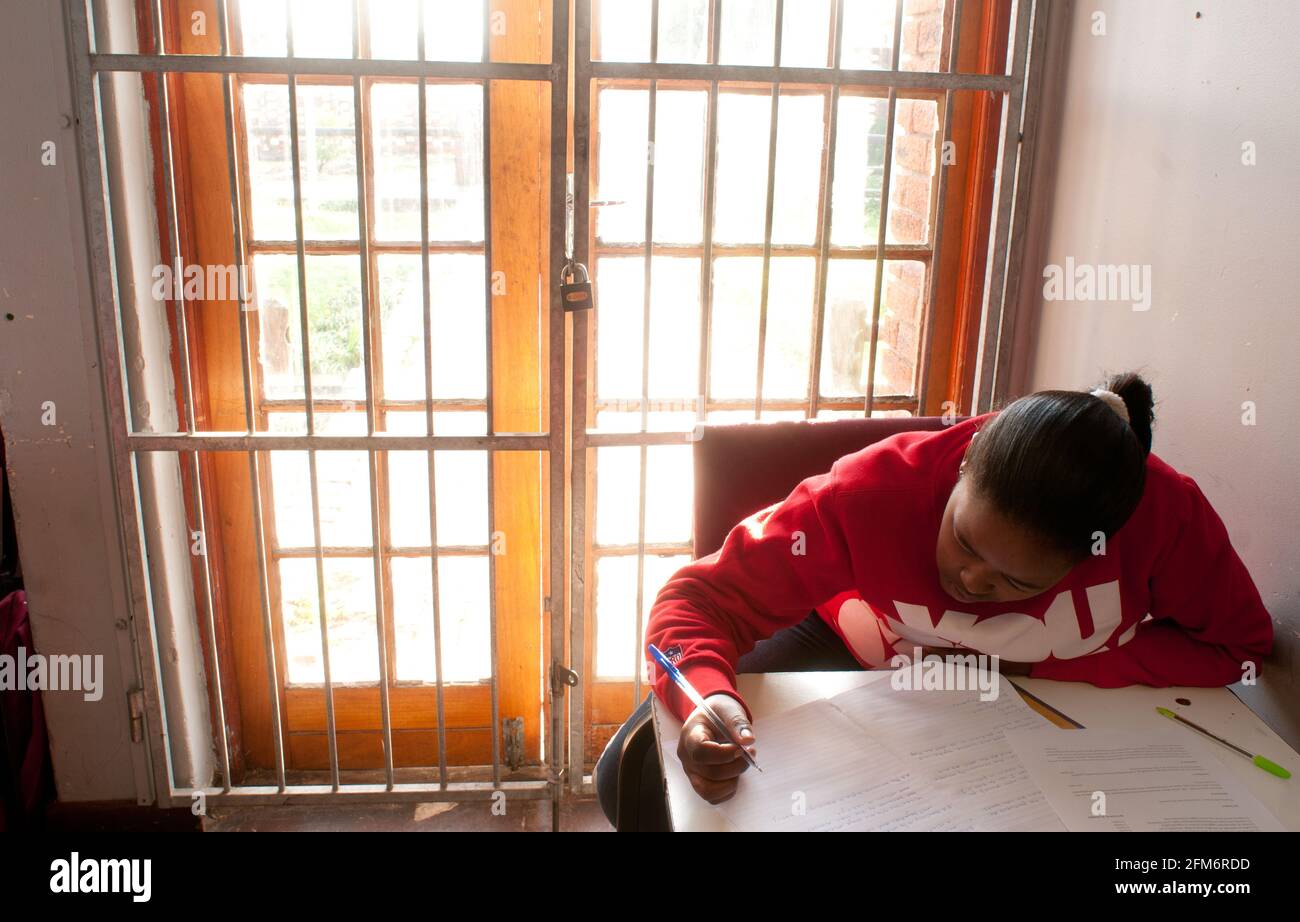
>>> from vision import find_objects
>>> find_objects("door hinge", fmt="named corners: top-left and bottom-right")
top-left (127, 688), bottom-right (146, 743)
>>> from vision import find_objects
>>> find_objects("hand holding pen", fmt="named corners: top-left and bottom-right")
top-left (649, 644), bottom-right (761, 805)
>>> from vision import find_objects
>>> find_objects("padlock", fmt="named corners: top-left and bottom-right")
top-left (561, 262), bottom-right (594, 312)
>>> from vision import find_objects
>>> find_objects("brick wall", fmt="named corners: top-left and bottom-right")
top-left (871, 0), bottom-right (945, 398)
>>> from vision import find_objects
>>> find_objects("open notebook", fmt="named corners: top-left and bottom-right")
top-left (712, 672), bottom-right (1067, 832)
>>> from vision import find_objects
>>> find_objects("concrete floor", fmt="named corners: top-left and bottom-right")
top-left (201, 796), bottom-right (614, 832)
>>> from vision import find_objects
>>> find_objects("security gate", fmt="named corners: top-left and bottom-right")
top-left (66, 0), bottom-right (1042, 821)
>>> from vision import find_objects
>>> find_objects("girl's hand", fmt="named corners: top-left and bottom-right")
top-left (677, 692), bottom-right (755, 804)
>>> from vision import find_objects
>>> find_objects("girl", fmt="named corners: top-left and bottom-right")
top-left (595, 372), bottom-right (1274, 826)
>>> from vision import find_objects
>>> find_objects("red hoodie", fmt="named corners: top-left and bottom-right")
top-left (647, 415), bottom-right (1274, 723)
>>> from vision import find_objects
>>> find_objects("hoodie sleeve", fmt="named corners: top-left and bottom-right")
top-left (646, 469), bottom-right (857, 723)
top-left (1029, 475), bottom-right (1273, 687)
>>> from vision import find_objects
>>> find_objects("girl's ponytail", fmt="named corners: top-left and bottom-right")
top-left (962, 371), bottom-right (1156, 559)
top-left (1105, 371), bottom-right (1155, 456)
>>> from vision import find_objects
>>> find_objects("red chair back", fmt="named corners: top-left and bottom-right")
top-left (692, 417), bottom-right (961, 558)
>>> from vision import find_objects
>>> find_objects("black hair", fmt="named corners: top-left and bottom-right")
top-left (963, 371), bottom-right (1156, 560)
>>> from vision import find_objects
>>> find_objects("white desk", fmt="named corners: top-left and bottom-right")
top-left (650, 671), bottom-right (1300, 831)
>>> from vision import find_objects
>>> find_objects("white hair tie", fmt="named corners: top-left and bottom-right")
top-left (1090, 387), bottom-right (1130, 423)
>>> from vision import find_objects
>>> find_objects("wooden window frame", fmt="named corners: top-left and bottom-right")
top-left (580, 0), bottom-right (1015, 765)
top-left (146, 0), bottom-right (553, 781)
top-left (139, 0), bottom-right (1015, 780)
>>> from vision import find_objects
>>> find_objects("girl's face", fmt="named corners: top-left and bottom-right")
top-left (935, 476), bottom-right (1077, 605)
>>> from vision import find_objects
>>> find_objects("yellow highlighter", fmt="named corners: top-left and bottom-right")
top-left (1156, 706), bottom-right (1291, 779)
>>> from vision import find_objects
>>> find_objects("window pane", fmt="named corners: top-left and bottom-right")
top-left (771, 94), bottom-right (824, 246)
top-left (298, 86), bottom-right (359, 239)
top-left (239, 0), bottom-right (288, 56)
top-left (245, 84), bottom-right (360, 241)
top-left (830, 94), bottom-right (888, 246)
top-left (878, 260), bottom-right (926, 396)
top-left (279, 558), bottom-right (320, 683)
top-left (708, 256), bottom-right (760, 399)
top-left (706, 408), bottom-right (804, 422)
top-left (368, 0), bottom-right (418, 59)
top-left (595, 257), bottom-right (701, 402)
top-left (290, 0), bottom-right (354, 58)
top-left (383, 408), bottom-right (487, 438)
top-left (899, 0), bottom-right (947, 72)
top-left (377, 253), bottom-right (486, 403)
top-left (387, 431), bottom-right (489, 550)
top-left (392, 556), bottom-right (491, 682)
top-left (819, 259), bottom-right (924, 398)
top-left (841, 0), bottom-right (898, 70)
top-left (389, 448), bottom-right (492, 549)
top-left (648, 258), bottom-right (702, 400)
top-left (761, 257), bottom-right (816, 398)
top-left (652, 90), bottom-right (707, 245)
top-left (271, 451), bottom-right (315, 549)
top-left (279, 557), bottom-right (379, 685)
top-left (820, 259), bottom-right (877, 398)
top-left (594, 258), bottom-right (641, 399)
top-left (709, 256), bottom-right (814, 401)
top-left (252, 265), bottom-right (368, 407)
top-left (595, 88), bottom-right (649, 243)
top-left (254, 253), bottom-right (304, 400)
top-left (267, 412), bottom-right (308, 437)
top-left (595, 0), bottom-right (651, 61)
top-left (718, 0), bottom-right (775, 65)
top-left (303, 255), bottom-right (366, 400)
top-left (438, 412), bottom-right (490, 546)
top-left (235, 0), bottom-right (358, 56)
top-left (371, 82), bottom-right (484, 243)
top-left (713, 92), bottom-right (771, 245)
top-left (886, 98), bottom-right (938, 245)
top-left (780, 0), bottom-right (832, 67)
top-left (595, 444), bottom-right (693, 546)
top-left (323, 557), bottom-right (379, 683)
top-left (595, 554), bottom-right (690, 679)
top-left (271, 448), bottom-right (373, 549)
top-left (595, 408), bottom-right (699, 433)
top-left (657, 0), bottom-right (709, 63)
top-left (369, 0), bottom-right (486, 62)
top-left (267, 409), bottom-right (368, 437)
top-left (387, 451), bottom-right (433, 547)
top-left (243, 83), bottom-right (293, 240)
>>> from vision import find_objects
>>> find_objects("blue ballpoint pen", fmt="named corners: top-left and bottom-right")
top-left (648, 644), bottom-right (762, 772)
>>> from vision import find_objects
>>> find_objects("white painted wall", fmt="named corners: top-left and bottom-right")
top-left (0, 0), bottom-right (151, 801)
top-left (1022, 0), bottom-right (1299, 741)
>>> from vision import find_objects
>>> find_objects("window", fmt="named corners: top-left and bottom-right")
top-left (577, 0), bottom-right (1025, 766)
top-left (72, 0), bottom-right (1036, 803)
top-left (128, 0), bottom-right (557, 789)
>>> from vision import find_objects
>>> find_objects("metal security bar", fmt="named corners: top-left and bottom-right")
top-left (67, 0), bottom-right (1043, 816)
top-left (67, 0), bottom-right (569, 816)
top-left (571, 0), bottom-right (1044, 790)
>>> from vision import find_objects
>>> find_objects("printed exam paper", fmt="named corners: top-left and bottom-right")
top-left (715, 672), bottom-right (1066, 831)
